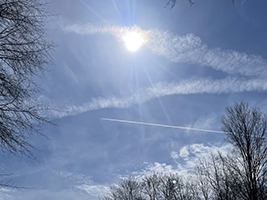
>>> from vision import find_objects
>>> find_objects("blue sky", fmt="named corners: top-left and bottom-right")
top-left (1, 0), bottom-right (267, 199)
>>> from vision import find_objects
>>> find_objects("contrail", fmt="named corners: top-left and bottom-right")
top-left (101, 118), bottom-right (224, 134)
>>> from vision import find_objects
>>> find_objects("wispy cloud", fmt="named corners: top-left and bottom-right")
top-left (63, 23), bottom-right (150, 44)
top-left (54, 170), bottom-right (108, 198)
top-left (184, 114), bottom-right (218, 135)
top-left (147, 31), bottom-right (267, 77)
top-left (0, 188), bottom-right (99, 200)
top-left (63, 23), bottom-right (267, 77)
top-left (52, 77), bottom-right (267, 117)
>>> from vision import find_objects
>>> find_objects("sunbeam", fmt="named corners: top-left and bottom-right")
top-left (79, 0), bottom-right (107, 22)
top-left (142, 63), bottom-right (172, 125)
top-left (134, 57), bottom-right (142, 120)
top-left (153, 60), bottom-right (179, 79)
top-left (132, 0), bottom-right (136, 25)
top-left (126, 0), bottom-right (131, 25)
top-left (110, 0), bottom-right (124, 24)
top-left (130, 56), bottom-right (134, 93)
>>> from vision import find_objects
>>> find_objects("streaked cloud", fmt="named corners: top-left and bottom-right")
top-left (147, 31), bottom-right (267, 77)
top-left (184, 114), bottom-right (218, 135)
top-left (63, 23), bottom-right (150, 45)
top-left (63, 23), bottom-right (267, 77)
top-left (54, 170), bottom-right (108, 198)
top-left (53, 77), bottom-right (267, 118)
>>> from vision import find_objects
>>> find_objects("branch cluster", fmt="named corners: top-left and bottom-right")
top-left (100, 174), bottom-right (199, 200)
top-left (0, 0), bottom-right (53, 158)
top-left (165, 0), bottom-right (194, 9)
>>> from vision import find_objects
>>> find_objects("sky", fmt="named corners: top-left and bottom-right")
top-left (1, 0), bottom-right (267, 199)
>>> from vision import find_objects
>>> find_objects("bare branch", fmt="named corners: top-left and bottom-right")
top-left (0, 0), bottom-right (54, 159)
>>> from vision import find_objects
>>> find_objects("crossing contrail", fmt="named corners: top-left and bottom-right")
top-left (101, 118), bottom-right (224, 134)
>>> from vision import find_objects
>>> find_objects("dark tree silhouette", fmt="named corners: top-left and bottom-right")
top-left (166, 0), bottom-right (235, 8)
top-left (100, 173), bottom-right (200, 200)
top-left (194, 157), bottom-right (213, 200)
top-left (141, 173), bottom-right (161, 200)
top-left (99, 177), bottom-right (143, 200)
top-left (221, 102), bottom-right (267, 200)
top-left (165, 0), bottom-right (194, 8)
top-left (0, 0), bottom-right (53, 158)
top-left (195, 152), bottom-right (240, 200)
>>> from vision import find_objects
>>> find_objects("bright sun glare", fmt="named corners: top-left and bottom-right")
top-left (123, 31), bottom-right (144, 52)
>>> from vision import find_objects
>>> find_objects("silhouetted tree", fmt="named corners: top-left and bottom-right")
top-left (159, 173), bottom-right (199, 200)
top-left (166, 0), bottom-right (235, 9)
top-left (0, 0), bottom-right (53, 158)
top-left (166, 0), bottom-right (194, 9)
top-left (221, 102), bottom-right (267, 200)
top-left (100, 177), bottom-right (144, 200)
top-left (194, 157), bottom-right (213, 200)
top-left (195, 152), bottom-right (240, 200)
top-left (100, 173), bottom-right (200, 200)
top-left (141, 173), bottom-right (161, 200)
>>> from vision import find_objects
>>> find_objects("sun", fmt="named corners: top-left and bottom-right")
top-left (123, 31), bottom-right (144, 52)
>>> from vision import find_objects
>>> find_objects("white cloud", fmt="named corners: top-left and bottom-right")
top-left (175, 143), bottom-right (232, 175)
top-left (170, 151), bottom-right (179, 160)
top-left (52, 77), bottom-right (267, 118)
top-left (147, 31), bottom-right (267, 77)
top-left (135, 143), bottom-right (232, 178)
top-left (75, 184), bottom-right (109, 197)
top-left (179, 147), bottom-right (190, 159)
top-left (53, 170), bottom-right (93, 185)
top-left (192, 114), bottom-right (217, 130)
top-left (63, 23), bottom-right (150, 45)
top-left (0, 188), bottom-right (13, 200)
top-left (52, 170), bottom-right (108, 198)
top-left (142, 162), bottom-right (177, 175)
top-left (63, 23), bottom-right (267, 77)
top-left (184, 114), bottom-right (218, 135)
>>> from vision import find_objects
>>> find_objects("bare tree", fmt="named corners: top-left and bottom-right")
top-left (100, 177), bottom-right (144, 200)
top-left (165, 0), bottom-right (235, 9)
top-left (221, 102), bottom-right (267, 200)
top-left (100, 173), bottom-right (201, 200)
top-left (165, 0), bottom-right (194, 9)
top-left (195, 152), bottom-right (241, 200)
top-left (0, 0), bottom-right (53, 158)
top-left (158, 173), bottom-right (193, 200)
top-left (141, 173), bottom-right (162, 200)
top-left (194, 157), bottom-right (213, 200)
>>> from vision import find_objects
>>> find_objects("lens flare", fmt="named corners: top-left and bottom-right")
top-left (123, 31), bottom-right (144, 52)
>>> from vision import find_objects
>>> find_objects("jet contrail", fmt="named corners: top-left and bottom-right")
top-left (101, 118), bottom-right (224, 134)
